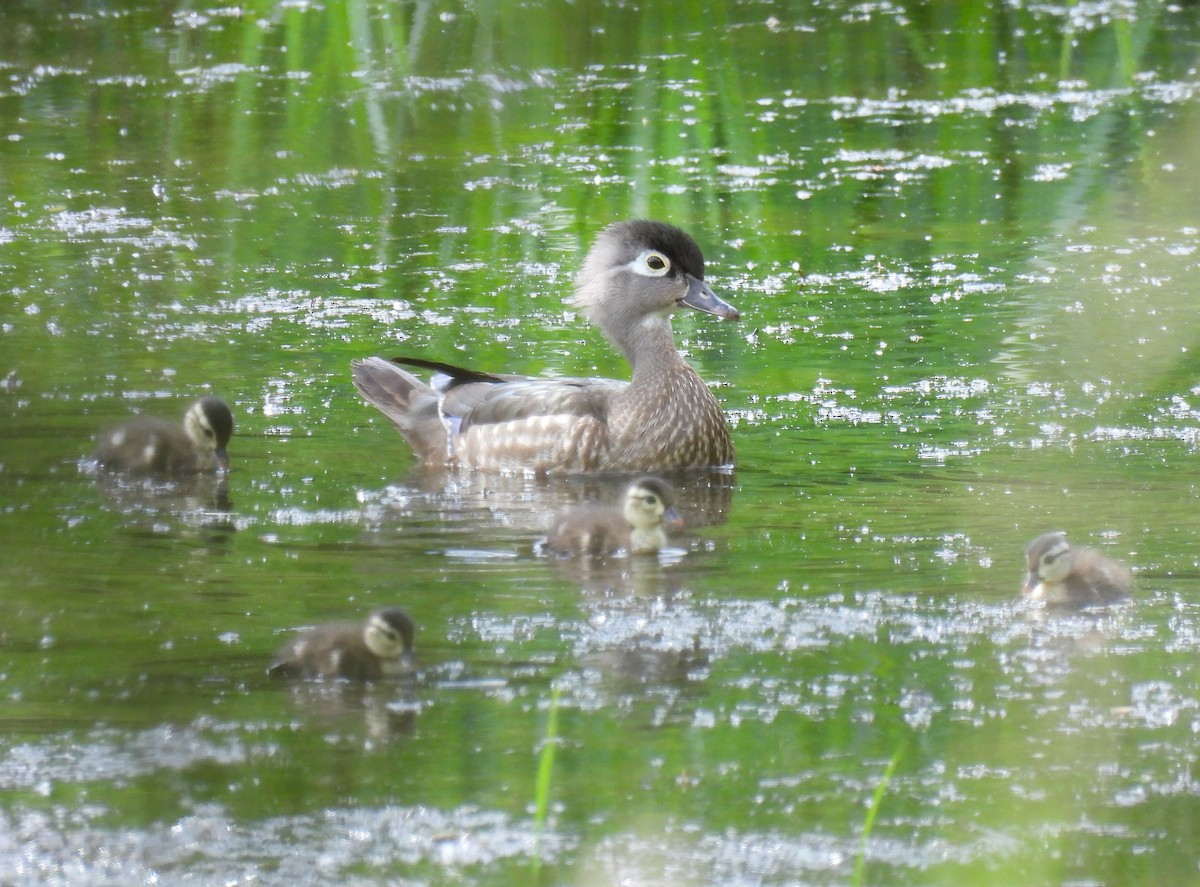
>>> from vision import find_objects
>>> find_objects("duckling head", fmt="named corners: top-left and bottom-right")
top-left (363, 607), bottom-right (417, 669)
top-left (1024, 531), bottom-right (1073, 597)
top-left (183, 397), bottom-right (234, 471)
top-left (622, 476), bottom-right (681, 532)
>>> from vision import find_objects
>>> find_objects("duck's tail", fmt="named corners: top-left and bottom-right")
top-left (351, 356), bottom-right (450, 465)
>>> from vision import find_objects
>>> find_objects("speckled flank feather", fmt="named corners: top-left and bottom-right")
top-left (459, 414), bottom-right (608, 473)
top-left (351, 220), bottom-right (738, 474)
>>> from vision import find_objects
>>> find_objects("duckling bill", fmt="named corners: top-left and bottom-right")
top-left (1023, 531), bottom-right (1132, 608)
top-left (351, 220), bottom-right (738, 474)
top-left (93, 396), bottom-right (233, 474)
top-left (544, 476), bottom-right (681, 557)
top-left (269, 607), bottom-right (417, 681)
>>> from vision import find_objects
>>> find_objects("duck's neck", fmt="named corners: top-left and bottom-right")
top-left (608, 312), bottom-right (685, 382)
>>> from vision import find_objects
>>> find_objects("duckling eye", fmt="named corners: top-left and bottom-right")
top-left (635, 251), bottom-right (671, 277)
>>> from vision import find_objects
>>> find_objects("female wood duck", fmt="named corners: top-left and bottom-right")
top-left (544, 476), bottom-right (682, 557)
top-left (351, 220), bottom-right (739, 474)
top-left (269, 607), bottom-right (417, 681)
top-left (92, 396), bottom-right (233, 474)
top-left (1023, 531), bottom-right (1133, 607)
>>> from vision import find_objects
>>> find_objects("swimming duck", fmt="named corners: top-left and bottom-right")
top-left (1023, 531), bottom-right (1132, 607)
top-left (351, 220), bottom-right (738, 474)
top-left (544, 476), bottom-right (681, 557)
top-left (92, 396), bottom-right (233, 474)
top-left (269, 607), bottom-right (417, 681)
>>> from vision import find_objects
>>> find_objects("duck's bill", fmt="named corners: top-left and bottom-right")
top-left (680, 275), bottom-right (739, 320)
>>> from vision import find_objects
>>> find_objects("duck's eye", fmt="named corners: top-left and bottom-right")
top-left (635, 251), bottom-right (671, 277)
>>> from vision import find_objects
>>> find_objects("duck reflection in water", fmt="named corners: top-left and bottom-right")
top-left (353, 468), bottom-right (734, 559)
top-left (1023, 531), bottom-right (1133, 609)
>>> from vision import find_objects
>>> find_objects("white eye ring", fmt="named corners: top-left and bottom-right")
top-left (632, 250), bottom-right (671, 277)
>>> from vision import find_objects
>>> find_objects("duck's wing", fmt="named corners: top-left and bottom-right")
top-left (451, 377), bottom-right (622, 433)
top-left (389, 356), bottom-right (625, 434)
top-left (378, 356), bottom-right (628, 471)
top-left (388, 356), bottom-right (513, 386)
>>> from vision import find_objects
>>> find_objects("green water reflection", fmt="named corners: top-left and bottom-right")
top-left (3, 0), bottom-right (1200, 884)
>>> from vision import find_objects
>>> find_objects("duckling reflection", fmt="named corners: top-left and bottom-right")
top-left (576, 592), bottom-right (711, 691)
top-left (269, 607), bottom-right (417, 681)
top-left (91, 396), bottom-right (234, 474)
top-left (585, 636), bottom-right (710, 687)
top-left (543, 477), bottom-right (682, 557)
top-left (277, 681), bottom-right (419, 741)
top-left (90, 471), bottom-right (235, 542)
top-left (1023, 531), bottom-right (1132, 608)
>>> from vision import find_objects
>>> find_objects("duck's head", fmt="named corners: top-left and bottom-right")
top-left (183, 397), bottom-right (234, 471)
top-left (622, 476), bottom-right (682, 532)
top-left (363, 607), bottom-right (417, 668)
top-left (1024, 531), bottom-right (1072, 596)
top-left (573, 221), bottom-right (738, 351)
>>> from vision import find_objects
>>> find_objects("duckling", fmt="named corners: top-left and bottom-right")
top-left (93, 396), bottom-right (233, 474)
top-left (544, 476), bottom-right (681, 557)
top-left (1023, 531), bottom-right (1132, 607)
top-left (351, 220), bottom-right (739, 474)
top-left (269, 607), bottom-right (417, 681)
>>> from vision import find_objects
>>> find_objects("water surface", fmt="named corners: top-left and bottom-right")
top-left (3, 1), bottom-right (1200, 884)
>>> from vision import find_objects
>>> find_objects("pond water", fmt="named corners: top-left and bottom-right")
top-left (3, 0), bottom-right (1200, 884)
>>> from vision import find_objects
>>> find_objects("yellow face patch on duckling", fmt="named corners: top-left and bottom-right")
top-left (622, 477), bottom-right (680, 554)
top-left (1025, 533), bottom-right (1073, 597)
